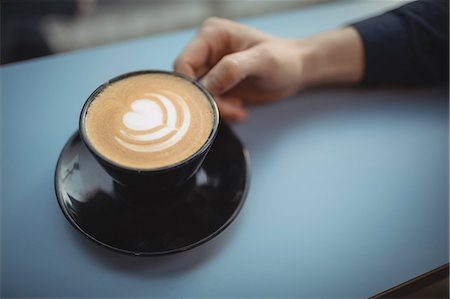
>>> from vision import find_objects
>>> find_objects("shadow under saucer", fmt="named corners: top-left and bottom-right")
top-left (54, 123), bottom-right (250, 256)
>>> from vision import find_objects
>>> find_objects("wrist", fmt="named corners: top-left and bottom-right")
top-left (294, 27), bottom-right (365, 89)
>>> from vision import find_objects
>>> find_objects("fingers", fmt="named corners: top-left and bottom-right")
top-left (215, 96), bottom-right (248, 122)
top-left (200, 46), bottom-right (270, 122)
top-left (174, 17), bottom-right (269, 78)
top-left (174, 38), bottom-right (210, 79)
top-left (174, 18), bottom-right (232, 79)
top-left (174, 17), bottom-right (272, 122)
top-left (175, 31), bottom-right (253, 122)
top-left (200, 48), bottom-right (261, 96)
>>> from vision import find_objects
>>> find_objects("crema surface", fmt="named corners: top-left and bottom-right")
top-left (84, 73), bottom-right (214, 169)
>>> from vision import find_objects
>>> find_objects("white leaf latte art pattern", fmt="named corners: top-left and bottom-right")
top-left (115, 90), bottom-right (191, 152)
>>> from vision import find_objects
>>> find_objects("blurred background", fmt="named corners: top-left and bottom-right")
top-left (1, 0), bottom-right (329, 65)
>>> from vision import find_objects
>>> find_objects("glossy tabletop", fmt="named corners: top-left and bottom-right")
top-left (1, 1), bottom-right (448, 298)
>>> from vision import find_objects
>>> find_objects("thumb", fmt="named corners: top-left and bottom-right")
top-left (200, 48), bottom-right (259, 96)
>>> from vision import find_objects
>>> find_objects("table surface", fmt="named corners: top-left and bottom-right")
top-left (1, 1), bottom-right (448, 298)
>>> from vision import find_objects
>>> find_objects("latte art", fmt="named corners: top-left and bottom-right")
top-left (116, 91), bottom-right (191, 152)
top-left (84, 73), bottom-right (215, 169)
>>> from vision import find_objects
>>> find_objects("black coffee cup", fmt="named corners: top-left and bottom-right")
top-left (79, 70), bottom-right (219, 195)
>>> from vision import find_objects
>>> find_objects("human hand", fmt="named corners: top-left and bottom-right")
top-left (174, 18), bottom-right (312, 122)
top-left (174, 18), bottom-right (364, 122)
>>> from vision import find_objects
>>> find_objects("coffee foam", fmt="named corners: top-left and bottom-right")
top-left (84, 73), bottom-right (214, 169)
top-left (116, 91), bottom-right (191, 152)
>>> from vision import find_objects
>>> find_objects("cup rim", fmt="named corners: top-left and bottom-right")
top-left (79, 70), bottom-right (220, 174)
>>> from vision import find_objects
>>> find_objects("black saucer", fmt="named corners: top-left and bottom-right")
top-left (54, 123), bottom-right (250, 256)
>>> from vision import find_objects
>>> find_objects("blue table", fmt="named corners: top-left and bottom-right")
top-left (1, 1), bottom-right (448, 298)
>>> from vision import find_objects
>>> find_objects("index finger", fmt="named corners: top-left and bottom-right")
top-left (174, 37), bottom-right (210, 79)
top-left (174, 18), bottom-right (237, 79)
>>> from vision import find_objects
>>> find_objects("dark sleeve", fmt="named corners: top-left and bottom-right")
top-left (351, 0), bottom-right (449, 86)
